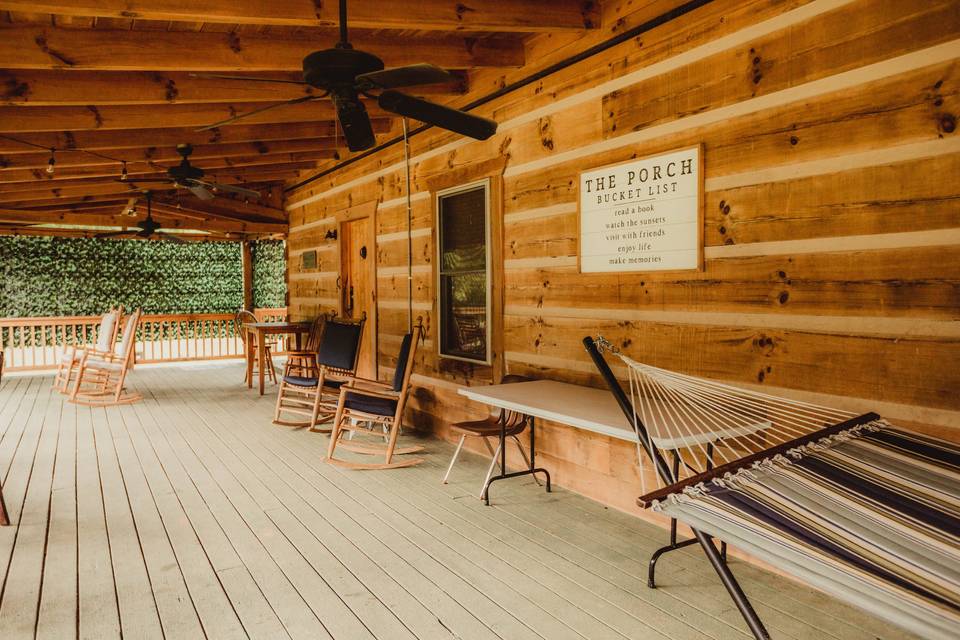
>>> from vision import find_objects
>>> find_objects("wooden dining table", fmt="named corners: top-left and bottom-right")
top-left (242, 320), bottom-right (312, 395)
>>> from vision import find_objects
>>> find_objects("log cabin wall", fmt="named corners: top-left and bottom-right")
top-left (285, 0), bottom-right (960, 521)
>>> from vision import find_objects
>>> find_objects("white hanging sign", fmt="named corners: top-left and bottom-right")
top-left (579, 145), bottom-right (703, 273)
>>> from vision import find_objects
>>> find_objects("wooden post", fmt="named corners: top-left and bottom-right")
top-left (241, 240), bottom-right (254, 312)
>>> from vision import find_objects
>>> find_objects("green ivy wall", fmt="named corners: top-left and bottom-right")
top-left (252, 240), bottom-right (286, 308)
top-left (0, 236), bottom-right (286, 317)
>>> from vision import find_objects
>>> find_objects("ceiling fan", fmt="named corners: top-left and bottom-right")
top-left (95, 191), bottom-right (186, 243)
top-left (192, 0), bottom-right (498, 152)
top-left (124, 143), bottom-right (261, 201)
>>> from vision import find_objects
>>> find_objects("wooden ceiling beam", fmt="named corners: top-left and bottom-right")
top-left (0, 192), bottom-right (285, 226)
top-left (0, 196), bottom-right (132, 210)
top-left (0, 101), bottom-right (376, 133)
top-left (0, 151), bottom-right (335, 183)
top-left (0, 168), bottom-right (307, 203)
top-left (0, 206), bottom-right (286, 234)
top-left (149, 196), bottom-right (286, 223)
top-left (150, 205), bottom-right (286, 233)
top-left (0, 25), bottom-right (524, 71)
top-left (0, 0), bottom-right (597, 32)
top-left (0, 225), bottom-right (247, 242)
top-left (0, 138), bottom-right (341, 171)
top-left (0, 162), bottom-right (317, 196)
top-left (0, 69), bottom-right (466, 106)
top-left (0, 120), bottom-right (390, 154)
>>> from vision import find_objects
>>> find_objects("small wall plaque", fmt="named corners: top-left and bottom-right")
top-left (579, 145), bottom-right (703, 273)
top-left (301, 249), bottom-right (318, 270)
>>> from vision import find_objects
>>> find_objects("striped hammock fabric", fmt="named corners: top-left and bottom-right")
top-left (655, 420), bottom-right (960, 640)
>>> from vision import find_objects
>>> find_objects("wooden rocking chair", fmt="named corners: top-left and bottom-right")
top-left (326, 323), bottom-right (423, 470)
top-left (273, 314), bottom-right (365, 430)
top-left (69, 308), bottom-right (143, 406)
top-left (53, 306), bottom-right (122, 393)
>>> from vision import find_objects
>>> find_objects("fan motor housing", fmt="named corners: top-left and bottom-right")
top-left (168, 164), bottom-right (204, 181)
top-left (302, 48), bottom-right (384, 88)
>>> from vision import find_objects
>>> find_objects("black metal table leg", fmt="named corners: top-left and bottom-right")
top-left (529, 416), bottom-right (551, 492)
top-left (483, 414), bottom-right (551, 506)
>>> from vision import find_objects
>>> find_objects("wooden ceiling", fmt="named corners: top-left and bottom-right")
top-left (0, 0), bottom-right (598, 241)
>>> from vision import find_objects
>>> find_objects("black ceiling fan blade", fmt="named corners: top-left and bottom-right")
top-left (378, 91), bottom-right (497, 141)
top-left (189, 72), bottom-right (309, 85)
top-left (332, 92), bottom-right (376, 152)
top-left (187, 184), bottom-right (216, 201)
top-left (195, 95), bottom-right (322, 132)
top-left (356, 63), bottom-right (454, 90)
top-left (156, 232), bottom-right (187, 244)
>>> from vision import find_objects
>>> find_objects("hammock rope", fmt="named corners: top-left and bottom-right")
top-left (593, 336), bottom-right (858, 489)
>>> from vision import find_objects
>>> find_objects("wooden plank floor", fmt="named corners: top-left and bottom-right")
top-left (0, 364), bottom-right (920, 640)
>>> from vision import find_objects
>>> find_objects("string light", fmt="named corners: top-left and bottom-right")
top-left (120, 161), bottom-right (128, 181)
top-left (45, 149), bottom-right (56, 174)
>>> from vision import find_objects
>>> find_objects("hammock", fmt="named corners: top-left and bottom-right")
top-left (584, 336), bottom-right (960, 640)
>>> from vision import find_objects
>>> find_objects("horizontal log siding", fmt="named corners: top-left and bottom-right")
top-left (285, 0), bottom-right (960, 522)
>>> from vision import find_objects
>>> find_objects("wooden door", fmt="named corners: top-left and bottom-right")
top-left (339, 215), bottom-right (376, 378)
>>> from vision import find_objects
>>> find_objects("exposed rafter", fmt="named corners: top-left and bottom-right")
top-left (0, 152), bottom-right (336, 183)
top-left (0, 101), bottom-right (374, 133)
top-left (0, 70), bottom-right (466, 106)
top-left (0, 25), bottom-right (525, 71)
top-left (0, 121), bottom-right (390, 154)
top-left (0, 0), bottom-right (598, 32)
top-left (0, 139), bottom-right (340, 171)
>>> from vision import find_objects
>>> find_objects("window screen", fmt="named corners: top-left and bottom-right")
top-left (437, 183), bottom-right (489, 362)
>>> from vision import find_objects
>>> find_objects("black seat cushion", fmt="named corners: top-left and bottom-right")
top-left (344, 391), bottom-right (398, 417)
top-left (392, 333), bottom-right (413, 391)
top-left (318, 320), bottom-right (363, 371)
top-left (283, 375), bottom-right (318, 387)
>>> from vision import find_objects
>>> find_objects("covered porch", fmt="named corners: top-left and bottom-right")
top-left (0, 363), bottom-right (913, 640)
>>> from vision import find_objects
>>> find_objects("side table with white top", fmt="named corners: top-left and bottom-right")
top-left (458, 378), bottom-right (771, 581)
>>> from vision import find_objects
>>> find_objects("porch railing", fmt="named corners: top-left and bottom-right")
top-left (0, 307), bottom-right (288, 372)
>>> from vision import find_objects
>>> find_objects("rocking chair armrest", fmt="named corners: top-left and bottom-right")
top-left (346, 375), bottom-right (390, 388)
top-left (340, 385), bottom-right (399, 401)
top-left (87, 347), bottom-right (115, 358)
top-left (85, 350), bottom-right (123, 364)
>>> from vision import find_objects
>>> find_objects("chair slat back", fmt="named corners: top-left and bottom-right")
top-left (392, 323), bottom-right (422, 394)
top-left (235, 309), bottom-right (257, 346)
top-left (303, 315), bottom-right (327, 352)
top-left (117, 309), bottom-right (143, 362)
top-left (318, 315), bottom-right (365, 377)
top-left (94, 306), bottom-right (122, 352)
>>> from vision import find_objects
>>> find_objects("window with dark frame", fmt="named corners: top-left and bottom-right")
top-left (437, 181), bottom-right (490, 363)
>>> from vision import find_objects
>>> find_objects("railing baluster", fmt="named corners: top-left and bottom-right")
top-left (0, 308), bottom-right (285, 371)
